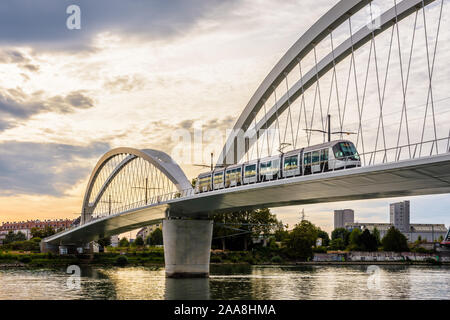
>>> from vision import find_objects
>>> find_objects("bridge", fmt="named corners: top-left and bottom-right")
top-left (42, 0), bottom-right (450, 277)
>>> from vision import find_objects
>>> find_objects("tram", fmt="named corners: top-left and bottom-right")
top-left (195, 140), bottom-right (361, 193)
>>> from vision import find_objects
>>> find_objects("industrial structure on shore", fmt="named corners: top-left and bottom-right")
top-left (334, 201), bottom-right (448, 242)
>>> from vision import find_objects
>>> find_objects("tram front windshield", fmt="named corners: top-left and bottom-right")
top-left (333, 142), bottom-right (359, 160)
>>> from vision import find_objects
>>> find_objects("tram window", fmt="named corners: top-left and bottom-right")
top-left (341, 142), bottom-right (353, 156)
top-left (261, 162), bottom-right (271, 173)
top-left (245, 164), bottom-right (256, 177)
top-left (236, 168), bottom-right (242, 181)
top-left (335, 150), bottom-right (343, 158)
top-left (347, 143), bottom-right (359, 159)
top-left (320, 149), bottom-right (328, 161)
top-left (293, 156), bottom-right (298, 168)
top-left (227, 169), bottom-right (237, 182)
top-left (312, 151), bottom-right (320, 164)
top-left (284, 156), bottom-right (298, 169)
top-left (284, 158), bottom-right (289, 169)
top-left (214, 172), bottom-right (223, 182)
top-left (304, 153), bottom-right (311, 165)
top-left (199, 175), bottom-right (211, 186)
top-left (333, 142), bottom-right (358, 159)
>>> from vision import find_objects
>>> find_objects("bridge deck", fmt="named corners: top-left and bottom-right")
top-left (45, 153), bottom-right (450, 245)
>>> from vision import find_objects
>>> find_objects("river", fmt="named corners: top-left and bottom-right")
top-left (0, 265), bottom-right (448, 300)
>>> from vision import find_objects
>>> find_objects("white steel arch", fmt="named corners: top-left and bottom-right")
top-left (81, 147), bottom-right (192, 224)
top-left (218, 0), bottom-right (437, 165)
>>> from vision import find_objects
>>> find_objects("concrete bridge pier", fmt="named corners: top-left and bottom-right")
top-left (163, 218), bottom-right (213, 278)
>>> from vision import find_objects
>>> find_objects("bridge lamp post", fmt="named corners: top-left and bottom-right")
top-left (99, 195), bottom-right (122, 216)
top-left (131, 178), bottom-right (163, 204)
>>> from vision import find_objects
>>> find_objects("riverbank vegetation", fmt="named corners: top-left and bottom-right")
top-left (0, 247), bottom-right (165, 268)
top-left (0, 208), bottom-right (445, 268)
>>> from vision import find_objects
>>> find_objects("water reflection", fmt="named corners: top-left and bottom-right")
top-left (99, 266), bottom-right (166, 299)
top-left (165, 278), bottom-right (210, 300)
top-left (0, 265), bottom-right (448, 300)
top-left (76, 266), bottom-right (117, 299)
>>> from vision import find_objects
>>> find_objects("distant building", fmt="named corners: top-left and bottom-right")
top-left (0, 219), bottom-right (75, 243)
top-left (334, 209), bottom-right (354, 229)
top-left (406, 224), bottom-right (448, 242)
top-left (110, 235), bottom-right (119, 247)
top-left (345, 223), bottom-right (392, 239)
top-left (136, 223), bottom-right (162, 241)
top-left (390, 200), bottom-right (410, 232)
top-left (346, 221), bottom-right (448, 243)
top-left (344, 200), bottom-right (447, 243)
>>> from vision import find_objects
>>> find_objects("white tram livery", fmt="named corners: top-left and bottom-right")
top-left (195, 140), bottom-right (361, 194)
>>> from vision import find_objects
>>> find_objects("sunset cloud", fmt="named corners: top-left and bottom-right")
top-left (0, 0), bottom-right (239, 50)
top-left (0, 141), bottom-right (109, 196)
top-left (0, 88), bottom-right (95, 132)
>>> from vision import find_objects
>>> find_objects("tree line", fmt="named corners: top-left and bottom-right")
top-left (330, 226), bottom-right (409, 252)
top-left (103, 208), bottom-right (413, 261)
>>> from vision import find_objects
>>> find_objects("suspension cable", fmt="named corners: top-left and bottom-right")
top-left (313, 45), bottom-right (325, 142)
top-left (419, 0), bottom-right (444, 156)
top-left (340, 40), bottom-right (354, 140)
top-left (296, 58), bottom-right (310, 147)
top-left (263, 100), bottom-right (271, 156)
top-left (355, 17), bottom-right (374, 165)
top-left (273, 86), bottom-right (282, 151)
top-left (254, 112), bottom-right (260, 159)
top-left (395, 1), bottom-right (417, 160)
top-left (308, 82), bottom-right (320, 144)
top-left (371, 4), bottom-right (391, 163)
top-left (283, 75), bottom-right (295, 149)
top-left (329, 31), bottom-right (342, 135)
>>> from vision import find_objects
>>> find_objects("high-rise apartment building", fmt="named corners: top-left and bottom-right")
top-left (334, 209), bottom-right (354, 229)
top-left (390, 200), bottom-right (410, 232)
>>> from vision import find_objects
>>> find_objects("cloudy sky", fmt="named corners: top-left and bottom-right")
top-left (0, 0), bottom-right (449, 233)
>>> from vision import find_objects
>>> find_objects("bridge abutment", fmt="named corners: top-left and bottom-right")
top-left (163, 218), bottom-right (213, 278)
top-left (40, 241), bottom-right (98, 255)
top-left (40, 241), bottom-right (58, 254)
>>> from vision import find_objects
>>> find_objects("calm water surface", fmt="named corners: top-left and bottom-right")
top-left (0, 265), bottom-right (448, 300)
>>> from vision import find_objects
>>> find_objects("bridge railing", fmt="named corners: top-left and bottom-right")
top-left (356, 136), bottom-right (450, 167)
top-left (316, 136), bottom-right (450, 175)
top-left (87, 136), bottom-right (450, 221)
top-left (88, 188), bottom-right (197, 221)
